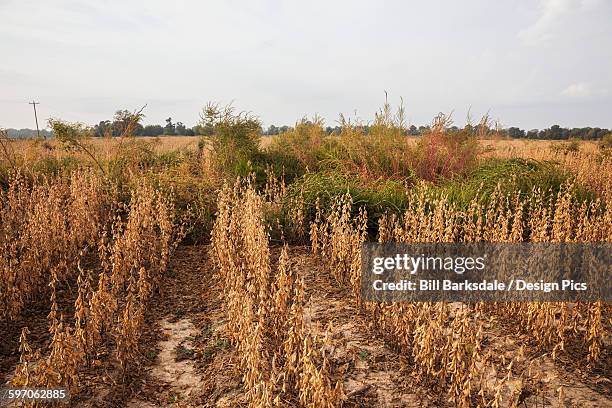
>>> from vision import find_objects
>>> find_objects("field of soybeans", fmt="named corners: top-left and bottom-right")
top-left (0, 106), bottom-right (610, 408)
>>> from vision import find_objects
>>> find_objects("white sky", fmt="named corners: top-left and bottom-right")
top-left (1, 0), bottom-right (611, 130)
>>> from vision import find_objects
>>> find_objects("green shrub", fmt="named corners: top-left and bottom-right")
top-left (266, 117), bottom-right (415, 181)
top-left (283, 171), bottom-right (410, 233)
top-left (198, 103), bottom-right (262, 179)
top-left (259, 149), bottom-right (309, 184)
top-left (155, 150), bottom-right (184, 169)
top-left (317, 130), bottom-right (414, 180)
top-left (106, 138), bottom-right (158, 182)
top-left (265, 119), bottom-right (326, 179)
top-left (31, 156), bottom-right (82, 177)
top-left (428, 158), bottom-right (593, 208)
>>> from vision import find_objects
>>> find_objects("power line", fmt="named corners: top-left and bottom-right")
top-left (29, 100), bottom-right (42, 139)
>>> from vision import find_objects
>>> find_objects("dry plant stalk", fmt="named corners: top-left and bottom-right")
top-left (0, 170), bottom-right (110, 321)
top-left (211, 181), bottom-right (343, 407)
top-left (9, 177), bottom-right (178, 396)
top-left (310, 185), bottom-right (610, 406)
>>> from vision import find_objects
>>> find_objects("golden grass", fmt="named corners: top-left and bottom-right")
top-left (1, 134), bottom-right (600, 170)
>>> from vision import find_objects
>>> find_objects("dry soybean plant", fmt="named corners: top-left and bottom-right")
top-left (10, 178), bottom-right (179, 399)
top-left (310, 181), bottom-right (610, 406)
top-left (311, 194), bottom-right (505, 406)
top-left (0, 170), bottom-right (111, 321)
top-left (211, 181), bottom-right (343, 407)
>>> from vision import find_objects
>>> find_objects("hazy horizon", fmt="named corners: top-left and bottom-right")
top-left (1, 0), bottom-right (611, 130)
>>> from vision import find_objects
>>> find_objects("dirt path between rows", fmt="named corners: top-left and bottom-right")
top-left (122, 246), bottom-right (243, 408)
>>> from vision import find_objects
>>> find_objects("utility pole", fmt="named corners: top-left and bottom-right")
top-left (29, 101), bottom-right (42, 139)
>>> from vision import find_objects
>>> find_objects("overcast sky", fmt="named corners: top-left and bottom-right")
top-left (1, 0), bottom-right (611, 130)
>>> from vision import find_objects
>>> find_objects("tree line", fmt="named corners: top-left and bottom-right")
top-left (4, 109), bottom-right (610, 140)
top-left (91, 110), bottom-right (612, 140)
top-left (265, 123), bottom-right (610, 140)
top-left (504, 125), bottom-right (609, 140)
top-left (93, 110), bottom-right (196, 137)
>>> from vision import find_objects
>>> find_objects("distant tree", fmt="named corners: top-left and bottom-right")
top-left (142, 124), bottom-right (164, 136)
top-left (598, 128), bottom-right (610, 139)
top-left (191, 125), bottom-right (202, 135)
top-left (582, 127), bottom-right (594, 140)
top-left (507, 127), bottom-right (525, 138)
top-left (192, 124), bottom-right (212, 135)
top-left (324, 126), bottom-right (341, 135)
top-left (93, 120), bottom-right (112, 137)
top-left (418, 125), bottom-right (430, 134)
top-left (589, 127), bottom-right (604, 140)
top-left (112, 110), bottom-right (143, 136)
top-left (548, 125), bottom-right (563, 140)
top-left (526, 129), bottom-right (539, 139)
top-left (84, 110), bottom-right (612, 142)
top-left (164, 117), bottom-right (176, 135)
top-left (5, 128), bottom-right (52, 139)
top-left (175, 122), bottom-right (187, 136)
top-left (266, 125), bottom-right (279, 135)
top-left (569, 128), bottom-right (584, 139)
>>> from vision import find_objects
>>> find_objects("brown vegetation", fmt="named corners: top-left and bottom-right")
top-left (0, 108), bottom-right (609, 407)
